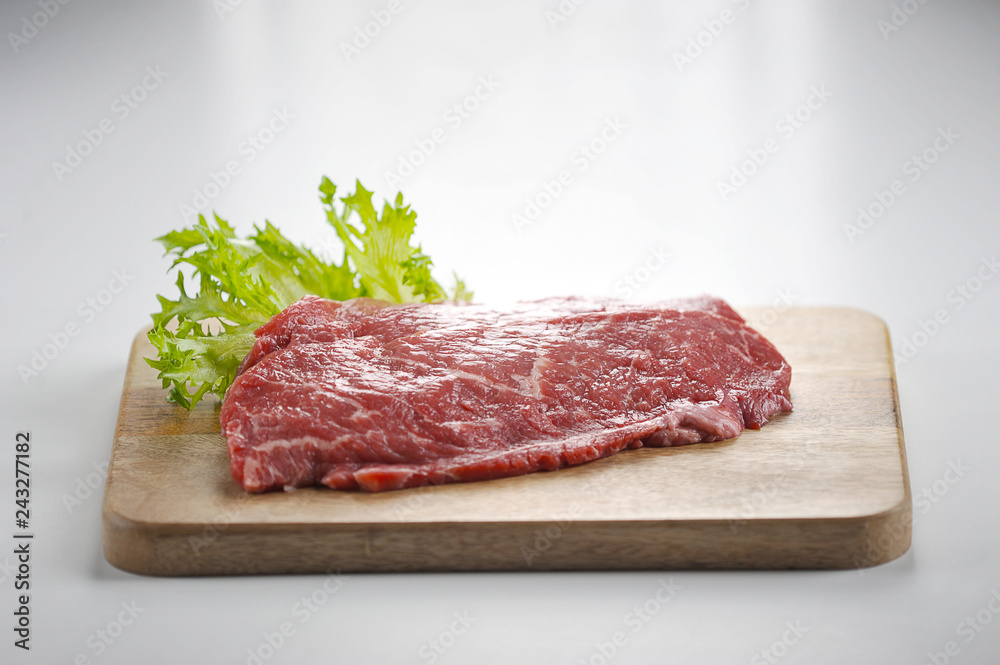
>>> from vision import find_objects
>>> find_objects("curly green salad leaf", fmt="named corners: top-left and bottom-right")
top-left (146, 177), bottom-right (471, 410)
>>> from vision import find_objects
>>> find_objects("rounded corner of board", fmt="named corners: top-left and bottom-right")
top-left (844, 498), bottom-right (913, 569)
top-left (102, 502), bottom-right (168, 577)
top-left (835, 306), bottom-right (892, 333)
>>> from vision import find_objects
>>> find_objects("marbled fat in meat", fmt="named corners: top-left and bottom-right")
top-left (220, 295), bottom-right (793, 492)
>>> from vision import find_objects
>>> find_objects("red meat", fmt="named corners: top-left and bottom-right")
top-left (220, 295), bottom-right (792, 492)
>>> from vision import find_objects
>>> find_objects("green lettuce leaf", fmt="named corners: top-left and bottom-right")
top-left (146, 177), bottom-right (471, 409)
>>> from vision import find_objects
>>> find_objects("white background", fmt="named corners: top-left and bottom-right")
top-left (2, 1), bottom-right (999, 663)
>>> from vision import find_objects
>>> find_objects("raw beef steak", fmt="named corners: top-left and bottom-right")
top-left (220, 295), bottom-right (792, 492)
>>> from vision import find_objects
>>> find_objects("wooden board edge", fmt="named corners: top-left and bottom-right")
top-left (100, 498), bottom-right (913, 576)
top-left (881, 309), bottom-right (913, 524)
top-left (114, 329), bottom-right (147, 442)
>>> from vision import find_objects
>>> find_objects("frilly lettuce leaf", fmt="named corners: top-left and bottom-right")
top-left (146, 177), bottom-right (470, 409)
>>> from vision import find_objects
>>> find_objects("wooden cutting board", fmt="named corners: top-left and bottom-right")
top-left (102, 307), bottom-right (911, 576)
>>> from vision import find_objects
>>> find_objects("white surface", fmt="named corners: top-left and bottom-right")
top-left (2, 1), bottom-right (999, 663)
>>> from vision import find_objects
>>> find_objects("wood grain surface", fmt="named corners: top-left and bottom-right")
top-left (102, 307), bottom-right (911, 575)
